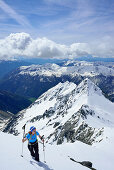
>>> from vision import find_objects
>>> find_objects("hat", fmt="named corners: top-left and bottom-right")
top-left (30, 126), bottom-right (36, 132)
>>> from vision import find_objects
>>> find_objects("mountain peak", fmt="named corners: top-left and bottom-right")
top-left (3, 78), bottom-right (114, 147)
top-left (77, 78), bottom-right (102, 96)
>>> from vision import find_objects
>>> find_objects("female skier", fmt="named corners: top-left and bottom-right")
top-left (22, 126), bottom-right (44, 162)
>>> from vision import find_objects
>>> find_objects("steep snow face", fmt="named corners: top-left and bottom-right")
top-left (76, 78), bottom-right (114, 121)
top-left (77, 77), bottom-right (103, 96)
top-left (4, 78), bottom-right (114, 146)
top-left (19, 61), bottom-right (114, 77)
top-left (79, 79), bottom-right (114, 126)
top-left (23, 81), bottom-right (76, 120)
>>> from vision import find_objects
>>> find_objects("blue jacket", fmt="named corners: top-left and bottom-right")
top-left (26, 131), bottom-right (39, 143)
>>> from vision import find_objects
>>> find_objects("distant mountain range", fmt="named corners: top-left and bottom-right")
top-left (71, 56), bottom-right (114, 62)
top-left (0, 59), bottom-right (67, 79)
top-left (0, 61), bottom-right (113, 102)
top-left (0, 57), bottom-right (114, 78)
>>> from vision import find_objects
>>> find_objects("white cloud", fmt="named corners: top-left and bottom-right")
top-left (0, 32), bottom-right (113, 60)
top-left (0, 32), bottom-right (31, 60)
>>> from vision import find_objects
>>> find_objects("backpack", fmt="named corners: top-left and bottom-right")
top-left (28, 131), bottom-right (37, 142)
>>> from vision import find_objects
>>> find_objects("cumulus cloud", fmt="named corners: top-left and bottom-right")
top-left (0, 33), bottom-right (32, 60)
top-left (0, 32), bottom-right (113, 60)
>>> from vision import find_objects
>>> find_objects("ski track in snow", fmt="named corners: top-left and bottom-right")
top-left (29, 160), bottom-right (53, 170)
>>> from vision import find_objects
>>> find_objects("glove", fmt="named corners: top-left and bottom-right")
top-left (41, 135), bottom-right (44, 142)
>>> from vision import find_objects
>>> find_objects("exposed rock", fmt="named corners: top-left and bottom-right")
top-left (69, 157), bottom-right (96, 170)
top-left (48, 105), bottom-right (103, 145)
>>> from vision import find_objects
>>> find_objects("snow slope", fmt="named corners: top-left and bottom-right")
top-left (0, 132), bottom-right (88, 170)
top-left (1, 128), bottom-right (114, 170)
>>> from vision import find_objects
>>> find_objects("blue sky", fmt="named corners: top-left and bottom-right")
top-left (0, 0), bottom-right (114, 44)
top-left (0, 0), bottom-right (114, 59)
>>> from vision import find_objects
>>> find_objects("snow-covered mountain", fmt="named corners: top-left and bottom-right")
top-left (4, 78), bottom-right (114, 145)
top-left (2, 78), bottom-right (114, 170)
top-left (19, 61), bottom-right (114, 77)
top-left (0, 61), bottom-right (113, 102)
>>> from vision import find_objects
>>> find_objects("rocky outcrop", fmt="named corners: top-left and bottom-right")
top-left (47, 105), bottom-right (103, 145)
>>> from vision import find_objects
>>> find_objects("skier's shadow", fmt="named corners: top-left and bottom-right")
top-left (30, 160), bottom-right (53, 170)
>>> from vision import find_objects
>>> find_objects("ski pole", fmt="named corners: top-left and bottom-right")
top-left (43, 141), bottom-right (46, 163)
top-left (42, 135), bottom-right (46, 163)
top-left (21, 124), bottom-right (26, 157)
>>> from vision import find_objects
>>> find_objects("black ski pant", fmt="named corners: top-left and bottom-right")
top-left (28, 141), bottom-right (39, 161)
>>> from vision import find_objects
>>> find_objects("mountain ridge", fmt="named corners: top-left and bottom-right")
top-left (3, 78), bottom-right (114, 146)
